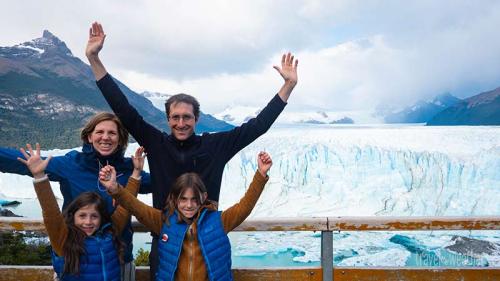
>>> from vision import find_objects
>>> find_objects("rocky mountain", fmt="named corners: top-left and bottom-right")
top-left (427, 87), bottom-right (500, 125)
top-left (384, 93), bottom-right (462, 123)
top-left (0, 31), bottom-right (232, 149)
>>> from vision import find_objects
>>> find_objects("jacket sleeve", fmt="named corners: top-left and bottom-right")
top-left (213, 94), bottom-right (286, 162)
top-left (33, 178), bottom-right (68, 256)
top-left (0, 147), bottom-right (33, 175)
top-left (0, 147), bottom-right (65, 182)
top-left (138, 171), bottom-right (152, 194)
top-left (221, 171), bottom-right (268, 233)
top-left (111, 177), bottom-right (141, 233)
top-left (96, 74), bottom-right (163, 149)
top-left (111, 182), bottom-right (163, 235)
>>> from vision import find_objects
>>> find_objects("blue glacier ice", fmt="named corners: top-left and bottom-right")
top-left (1, 125), bottom-right (499, 266)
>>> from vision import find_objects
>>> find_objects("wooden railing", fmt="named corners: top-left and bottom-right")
top-left (1, 216), bottom-right (499, 281)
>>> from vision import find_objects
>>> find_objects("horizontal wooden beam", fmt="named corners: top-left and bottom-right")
top-left (328, 216), bottom-right (500, 231)
top-left (0, 266), bottom-right (498, 281)
top-left (235, 217), bottom-right (328, 231)
top-left (333, 267), bottom-right (500, 281)
top-left (1, 216), bottom-right (499, 233)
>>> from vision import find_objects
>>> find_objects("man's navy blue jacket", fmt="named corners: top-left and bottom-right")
top-left (97, 73), bottom-right (286, 209)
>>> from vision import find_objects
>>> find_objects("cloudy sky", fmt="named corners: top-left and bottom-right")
top-left (2, 0), bottom-right (500, 114)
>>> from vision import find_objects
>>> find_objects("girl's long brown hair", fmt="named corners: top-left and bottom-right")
top-left (162, 173), bottom-right (217, 224)
top-left (61, 192), bottom-right (124, 276)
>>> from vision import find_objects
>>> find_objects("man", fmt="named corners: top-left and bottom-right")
top-left (86, 22), bottom-right (298, 278)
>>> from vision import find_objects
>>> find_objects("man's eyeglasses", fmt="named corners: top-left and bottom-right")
top-left (169, 114), bottom-right (195, 122)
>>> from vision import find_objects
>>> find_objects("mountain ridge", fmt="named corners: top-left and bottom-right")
top-left (0, 30), bottom-right (233, 149)
top-left (427, 87), bottom-right (500, 125)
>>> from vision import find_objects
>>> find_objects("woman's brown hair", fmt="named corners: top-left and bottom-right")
top-left (163, 172), bottom-right (216, 223)
top-left (61, 192), bottom-right (124, 276)
top-left (80, 112), bottom-right (129, 153)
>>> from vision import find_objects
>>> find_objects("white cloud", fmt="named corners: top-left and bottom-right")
top-left (2, 0), bottom-right (500, 113)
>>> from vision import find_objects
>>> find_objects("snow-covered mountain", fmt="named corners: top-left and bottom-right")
top-left (428, 87), bottom-right (500, 125)
top-left (138, 91), bottom-right (172, 111)
top-left (213, 105), bottom-right (383, 125)
top-left (383, 93), bottom-right (462, 124)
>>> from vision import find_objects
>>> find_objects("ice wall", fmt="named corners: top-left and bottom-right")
top-left (219, 125), bottom-right (500, 217)
top-left (1, 125), bottom-right (499, 217)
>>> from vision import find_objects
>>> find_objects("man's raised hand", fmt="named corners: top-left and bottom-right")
top-left (86, 22), bottom-right (106, 58)
top-left (273, 52), bottom-right (298, 86)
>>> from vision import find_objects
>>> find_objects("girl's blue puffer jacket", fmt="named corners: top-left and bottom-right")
top-left (52, 223), bottom-right (120, 281)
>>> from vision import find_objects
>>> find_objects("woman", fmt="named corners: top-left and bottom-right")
top-left (18, 143), bottom-right (146, 280)
top-left (99, 151), bottom-right (272, 281)
top-left (0, 112), bottom-right (150, 280)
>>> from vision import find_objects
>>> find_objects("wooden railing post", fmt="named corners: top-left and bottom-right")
top-left (321, 230), bottom-right (333, 281)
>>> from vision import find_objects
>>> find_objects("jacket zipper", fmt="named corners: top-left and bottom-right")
top-left (97, 237), bottom-right (108, 281)
top-left (188, 225), bottom-right (194, 281)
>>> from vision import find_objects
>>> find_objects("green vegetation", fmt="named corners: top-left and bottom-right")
top-left (0, 232), bottom-right (52, 265)
top-left (0, 232), bottom-right (152, 266)
top-left (134, 248), bottom-right (150, 266)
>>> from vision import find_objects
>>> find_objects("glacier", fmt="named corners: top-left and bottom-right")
top-left (1, 124), bottom-right (499, 266)
top-left (219, 125), bottom-right (499, 217)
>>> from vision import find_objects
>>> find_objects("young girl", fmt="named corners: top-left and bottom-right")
top-left (18, 143), bottom-right (146, 281)
top-left (99, 151), bottom-right (272, 281)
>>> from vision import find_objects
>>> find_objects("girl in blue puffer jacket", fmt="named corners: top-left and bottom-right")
top-left (18, 143), bottom-right (146, 281)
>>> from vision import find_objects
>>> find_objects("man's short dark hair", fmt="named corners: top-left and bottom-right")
top-left (165, 93), bottom-right (200, 121)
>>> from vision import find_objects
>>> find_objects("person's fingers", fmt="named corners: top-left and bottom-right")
top-left (290, 55), bottom-right (294, 66)
top-left (36, 143), bottom-right (41, 156)
top-left (20, 147), bottom-right (30, 160)
top-left (27, 144), bottom-right (34, 156)
top-left (45, 155), bottom-right (52, 163)
top-left (101, 23), bottom-right (105, 35)
top-left (89, 27), bottom-right (92, 38)
top-left (273, 65), bottom-right (281, 73)
top-left (104, 166), bottom-right (112, 173)
top-left (92, 22), bottom-right (97, 35)
top-left (135, 146), bottom-right (146, 158)
top-left (17, 157), bottom-right (28, 165)
top-left (98, 23), bottom-right (104, 35)
top-left (281, 53), bottom-right (286, 66)
top-left (294, 59), bottom-right (298, 68)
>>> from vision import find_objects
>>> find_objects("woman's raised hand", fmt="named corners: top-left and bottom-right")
top-left (17, 143), bottom-right (52, 179)
top-left (132, 146), bottom-right (146, 171)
